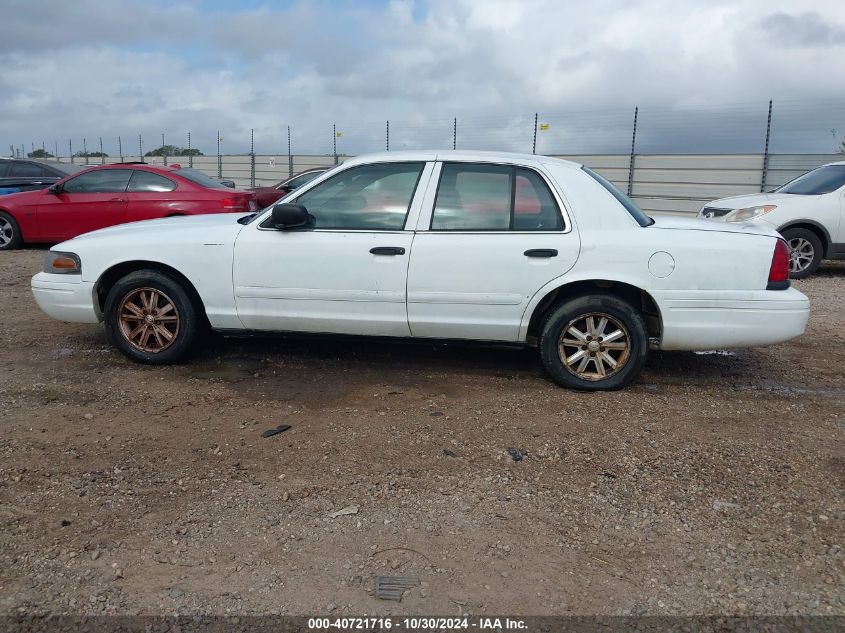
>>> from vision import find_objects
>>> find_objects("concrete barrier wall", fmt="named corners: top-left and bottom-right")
top-left (58, 152), bottom-right (843, 216)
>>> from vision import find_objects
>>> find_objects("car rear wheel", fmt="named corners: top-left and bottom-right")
top-left (781, 228), bottom-right (823, 279)
top-left (539, 294), bottom-right (648, 391)
top-left (104, 270), bottom-right (199, 364)
top-left (0, 211), bottom-right (22, 250)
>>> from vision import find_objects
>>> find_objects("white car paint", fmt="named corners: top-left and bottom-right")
top-left (699, 160), bottom-right (845, 263)
top-left (32, 150), bottom-right (809, 359)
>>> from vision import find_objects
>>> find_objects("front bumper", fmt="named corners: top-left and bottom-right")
top-left (31, 272), bottom-right (100, 324)
top-left (654, 287), bottom-right (810, 350)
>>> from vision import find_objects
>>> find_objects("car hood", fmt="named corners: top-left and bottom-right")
top-left (0, 188), bottom-right (44, 205)
top-left (650, 215), bottom-right (780, 238)
top-left (61, 212), bottom-right (249, 246)
top-left (702, 192), bottom-right (802, 210)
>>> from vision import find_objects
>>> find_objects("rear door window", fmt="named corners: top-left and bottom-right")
top-left (10, 162), bottom-right (49, 178)
top-left (431, 163), bottom-right (563, 231)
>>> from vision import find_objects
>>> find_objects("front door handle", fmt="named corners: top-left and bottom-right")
top-left (109, 197), bottom-right (126, 202)
top-left (370, 246), bottom-right (406, 256)
top-left (524, 249), bottom-right (558, 258)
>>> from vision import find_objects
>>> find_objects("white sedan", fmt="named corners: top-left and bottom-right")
top-left (700, 160), bottom-right (845, 278)
top-left (31, 151), bottom-right (809, 390)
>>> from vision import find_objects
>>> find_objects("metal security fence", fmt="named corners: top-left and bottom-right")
top-left (7, 97), bottom-right (843, 216)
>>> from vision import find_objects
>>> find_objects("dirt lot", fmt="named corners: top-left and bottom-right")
top-left (0, 247), bottom-right (842, 617)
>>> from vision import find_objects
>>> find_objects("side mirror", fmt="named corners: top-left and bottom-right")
top-left (48, 183), bottom-right (62, 194)
top-left (271, 203), bottom-right (313, 230)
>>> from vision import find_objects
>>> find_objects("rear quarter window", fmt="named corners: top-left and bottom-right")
top-left (176, 168), bottom-right (230, 189)
top-left (582, 167), bottom-right (653, 227)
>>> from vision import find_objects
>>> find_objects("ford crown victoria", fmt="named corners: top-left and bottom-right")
top-left (31, 151), bottom-right (809, 390)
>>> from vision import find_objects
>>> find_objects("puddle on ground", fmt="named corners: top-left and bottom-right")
top-left (188, 355), bottom-right (264, 381)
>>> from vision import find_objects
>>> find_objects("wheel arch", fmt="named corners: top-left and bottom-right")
top-left (777, 220), bottom-right (831, 256)
top-left (523, 279), bottom-right (662, 345)
top-left (95, 260), bottom-right (210, 327)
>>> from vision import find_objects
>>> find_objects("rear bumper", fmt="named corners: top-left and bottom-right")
top-left (654, 287), bottom-right (809, 350)
top-left (31, 273), bottom-right (100, 324)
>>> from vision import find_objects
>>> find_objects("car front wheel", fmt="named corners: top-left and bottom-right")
top-left (104, 270), bottom-right (199, 364)
top-left (781, 228), bottom-right (823, 279)
top-left (539, 294), bottom-right (648, 391)
top-left (0, 211), bottom-right (22, 250)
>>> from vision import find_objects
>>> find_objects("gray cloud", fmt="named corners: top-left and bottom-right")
top-left (2, 0), bottom-right (845, 155)
top-left (760, 11), bottom-right (845, 48)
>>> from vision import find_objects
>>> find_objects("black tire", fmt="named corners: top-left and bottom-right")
top-left (0, 211), bottom-right (23, 250)
top-left (780, 228), bottom-right (823, 279)
top-left (103, 270), bottom-right (199, 364)
top-left (539, 294), bottom-right (648, 391)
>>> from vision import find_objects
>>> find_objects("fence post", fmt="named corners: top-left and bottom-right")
top-left (532, 113), bottom-right (538, 154)
top-left (187, 131), bottom-right (193, 168)
top-left (452, 117), bottom-right (457, 150)
top-left (332, 123), bottom-right (338, 165)
top-left (217, 131), bottom-right (222, 179)
top-left (54, 141), bottom-right (59, 160)
top-left (287, 125), bottom-right (293, 178)
top-left (83, 138), bottom-right (87, 160)
top-left (138, 134), bottom-right (143, 160)
top-left (118, 136), bottom-right (123, 163)
top-left (99, 137), bottom-right (105, 164)
top-left (760, 99), bottom-right (773, 192)
top-left (250, 128), bottom-right (256, 188)
top-left (627, 106), bottom-right (639, 197)
top-left (69, 140), bottom-right (74, 163)
top-left (161, 133), bottom-right (167, 166)
top-left (386, 120), bottom-right (390, 152)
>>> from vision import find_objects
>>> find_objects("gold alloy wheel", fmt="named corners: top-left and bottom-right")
top-left (558, 312), bottom-right (631, 381)
top-left (117, 287), bottom-right (180, 353)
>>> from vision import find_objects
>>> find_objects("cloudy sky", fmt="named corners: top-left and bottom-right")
top-left (2, 0), bottom-right (845, 156)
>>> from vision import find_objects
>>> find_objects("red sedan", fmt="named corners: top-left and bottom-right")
top-left (0, 163), bottom-right (256, 250)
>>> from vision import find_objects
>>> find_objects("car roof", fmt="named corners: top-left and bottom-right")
top-left (341, 150), bottom-right (583, 169)
top-left (0, 157), bottom-right (85, 175)
top-left (825, 160), bottom-right (845, 166)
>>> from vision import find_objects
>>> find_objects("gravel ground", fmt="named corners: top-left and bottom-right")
top-left (0, 248), bottom-right (842, 617)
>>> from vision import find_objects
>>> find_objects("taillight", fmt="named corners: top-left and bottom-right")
top-left (219, 196), bottom-right (249, 211)
top-left (767, 238), bottom-right (790, 289)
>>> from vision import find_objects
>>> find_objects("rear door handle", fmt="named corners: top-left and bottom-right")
top-left (370, 247), bottom-right (406, 256)
top-left (524, 249), bottom-right (558, 258)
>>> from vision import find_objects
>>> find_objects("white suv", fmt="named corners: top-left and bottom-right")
top-left (700, 161), bottom-right (845, 278)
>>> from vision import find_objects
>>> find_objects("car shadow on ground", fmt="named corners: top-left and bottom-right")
top-left (183, 331), bottom-right (764, 391)
top-left (816, 259), bottom-right (845, 277)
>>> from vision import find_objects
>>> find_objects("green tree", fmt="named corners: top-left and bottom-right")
top-left (28, 149), bottom-right (55, 158)
top-left (74, 150), bottom-right (109, 158)
top-left (144, 145), bottom-right (203, 157)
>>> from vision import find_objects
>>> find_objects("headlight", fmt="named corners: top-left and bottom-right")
top-left (726, 205), bottom-right (777, 222)
top-left (44, 251), bottom-right (81, 274)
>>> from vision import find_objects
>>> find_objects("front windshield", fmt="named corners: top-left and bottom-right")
top-left (775, 165), bottom-right (845, 195)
